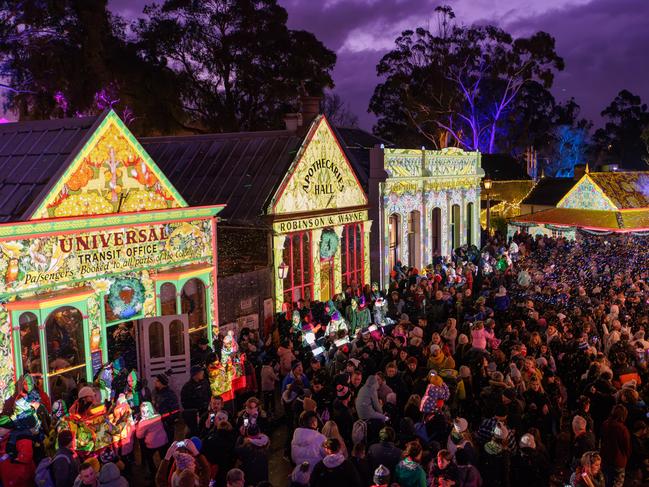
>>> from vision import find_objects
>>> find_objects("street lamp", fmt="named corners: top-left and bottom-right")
top-left (278, 261), bottom-right (289, 279)
top-left (483, 178), bottom-right (493, 236)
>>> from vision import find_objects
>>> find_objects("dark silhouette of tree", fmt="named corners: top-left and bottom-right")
top-left (0, 0), bottom-right (186, 134)
top-left (369, 5), bottom-right (564, 153)
top-left (323, 92), bottom-right (359, 128)
top-left (136, 0), bottom-right (336, 133)
top-left (593, 89), bottom-right (649, 169)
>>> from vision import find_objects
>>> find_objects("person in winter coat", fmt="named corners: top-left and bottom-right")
top-left (311, 438), bottom-right (362, 487)
top-left (156, 441), bottom-right (211, 487)
top-left (97, 462), bottom-right (128, 487)
top-left (234, 424), bottom-right (270, 486)
top-left (152, 373), bottom-right (179, 445)
top-left (368, 426), bottom-right (402, 473)
top-left (181, 366), bottom-right (212, 436)
top-left (572, 415), bottom-right (596, 467)
top-left (356, 375), bottom-right (388, 422)
top-left (136, 401), bottom-right (169, 476)
top-left (52, 429), bottom-right (80, 487)
top-left (0, 438), bottom-right (35, 487)
top-left (511, 434), bottom-right (549, 487)
top-left (600, 405), bottom-right (631, 487)
top-left (480, 423), bottom-right (511, 487)
top-left (455, 449), bottom-right (483, 487)
top-left (291, 411), bottom-right (327, 477)
top-left (394, 441), bottom-right (426, 487)
top-left (278, 339), bottom-right (296, 377)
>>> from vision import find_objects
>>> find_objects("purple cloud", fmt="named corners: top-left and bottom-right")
top-left (109, 0), bottom-right (649, 132)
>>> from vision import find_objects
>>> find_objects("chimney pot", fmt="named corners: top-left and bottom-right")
top-left (283, 113), bottom-right (301, 132)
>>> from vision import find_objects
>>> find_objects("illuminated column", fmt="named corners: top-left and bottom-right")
top-left (445, 193), bottom-right (452, 256)
top-left (363, 220), bottom-right (372, 285)
top-left (401, 213), bottom-right (409, 266)
top-left (311, 228), bottom-right (323, 302)
top-left (333, 225), bottom-right (344, 295)
top-left (383, 204), bottom-right (390, 288)
top-left (474, 187), bottom-right (481, 246)
top-left (459, 190), bottom-right (466, 247)
top-left (272, 234), bottom-right (286, 313)
top-left (423, 195), bottom-right (432, 267)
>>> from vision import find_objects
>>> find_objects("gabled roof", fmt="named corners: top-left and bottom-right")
top-left (0, 115), bottom-right (99, 222)
top-left (587, 171), bottom-right (649, 209)
top-left (141, 130), bottom-right (302, 226)
top-left (521, 177), bottom-right (576, 206)
top-left (512, 207), bottom-right (649, 232)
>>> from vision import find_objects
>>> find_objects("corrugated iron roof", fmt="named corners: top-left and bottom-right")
top-left (521, 177), bottom-right (577, 206)
top-left (512, 207), bottom-right (649, 231)
top-left (0, 115), bottom-right (99, 222)
top-left (141, 131), bottom-right (303, 226)
top-left (588, 171), bottom-right (649, 209)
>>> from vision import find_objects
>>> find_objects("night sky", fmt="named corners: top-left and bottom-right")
top-left (111, 0), bottom-right (649, 131)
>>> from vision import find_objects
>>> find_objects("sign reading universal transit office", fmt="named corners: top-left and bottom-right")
top-left (0, 109), bottom-right (227, 412)
top-left (269, 115), bottom-right (371, 311)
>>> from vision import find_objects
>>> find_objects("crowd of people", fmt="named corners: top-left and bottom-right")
top-left (0, 230), bottom-right (647, 487)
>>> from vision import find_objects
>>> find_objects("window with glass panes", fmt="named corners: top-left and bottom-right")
top-left (341, 222), bottom-right (364, 287)
top-left (282, 232), bottom-right (313, 305)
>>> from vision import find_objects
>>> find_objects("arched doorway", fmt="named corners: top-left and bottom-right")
top-left (451, 204), bottom-right (461, 251)
top-left (160, 282), bottom-right (177, 315)
top-left (18, 312), bottom-right (41, 376)
top-left (431, 207), bottom-right (442, 258)
top-left (44, 306), bottom-right (86, 403)
top-left (388, 213), bottom-right (400, 272)
top-left (408, 210), bottom-right (421, 269)
top-left (466, 202), bottom-right (474, 246)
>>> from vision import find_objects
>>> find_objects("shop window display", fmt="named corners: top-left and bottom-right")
top-left (341, 223), bottom-right (364, 288)
top-left (282, 232), bottom-right (313, 306)
top-left (45, 306), bottom-right (86, 403)
top-left (106, 321), bottom-right (137, 371)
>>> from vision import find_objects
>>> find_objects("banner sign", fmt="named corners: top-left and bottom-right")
top-left (0, 219), bottom-right (213, 295)
top-left (273, 210), bottom-right (368, 234)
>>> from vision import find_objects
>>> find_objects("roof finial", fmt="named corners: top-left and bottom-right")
top-left (585, 162), bottom-right (590, 174)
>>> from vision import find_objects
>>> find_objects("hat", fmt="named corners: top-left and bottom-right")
top-left (519, 433), bottom-right (536, 449)
top-left (508, 363), bottom-right (521, 381)
top-left (78, 386), bottom-right (95, 400)
top-left (410, 327), bottom-right (423, 339)
top-left (156, 373), bottom-right (169, 386)
top-left (347, 358), bottom-right (360, 368)
top-left (373, 464), bottom-right (390, 485)
top-left (459, 365), bottom-right (471, 378)
top-left (190, 365), bottom-right (204, 376)
top-left (493, 423), bottom-right (509, 440)
top-left (490, 371), bottom-right (505, 383)
top-left (453, 418), bottom-right (468, 433)
top-left (430, 344), bottom-right (441, 353)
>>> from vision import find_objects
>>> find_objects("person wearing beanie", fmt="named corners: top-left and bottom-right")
top-left (512, 432), bottom-right (550, 487)
top-left (156, 440), bottom-right (211, 487)
top-left (52, 429), bottom-right (80, 487)
top-left (282, 359), bottom-right (310, 392)
top-left (372, 464), bottom-right (391, 487)
top-left (153, 371), bottom-right (179, 446)
top-left (180, 365), bottom-right (211, 436)
top-left (97, 462), bottom-right (128, 487)
top-left (480, 422), bottom-right (511, 487)
top-left (447, 418), bottom-right (478, 466)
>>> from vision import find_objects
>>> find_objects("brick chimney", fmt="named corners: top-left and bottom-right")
top-left (299, 95), bottom-right (322, 135)
top-left (283, 113), bottom-right (301, 132)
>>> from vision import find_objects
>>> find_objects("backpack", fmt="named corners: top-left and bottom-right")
top-left (35, 454), bottom-right (70, 487)
top-left (352, 419), bottom-right (367, 445)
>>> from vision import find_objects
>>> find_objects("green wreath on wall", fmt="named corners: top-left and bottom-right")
top-left (107, 277), bottom-right (145, 320)
top-left (320, 230), bottom-right (339, 259)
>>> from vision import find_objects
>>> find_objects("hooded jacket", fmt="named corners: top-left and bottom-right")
top-left (291, 427), bottom-right (327, 475)
top-left (98, 462), bottom-right (128, 487)
top-left (234, 434), bottom-right (270, 485)
top-left (311, 453), bottom-right (362, 487)
top-left (355, 376), bottom-right (386, 421)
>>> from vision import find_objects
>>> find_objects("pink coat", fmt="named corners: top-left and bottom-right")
top-left (136, 415), bottom-right (168, 449)
top-left (471, 328), bottom-right (487, 350)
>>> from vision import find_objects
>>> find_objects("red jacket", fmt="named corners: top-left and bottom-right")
top-left (0, 438), bottom-right (35, 487)
top-left (600, 418), bottom-right (631, 468)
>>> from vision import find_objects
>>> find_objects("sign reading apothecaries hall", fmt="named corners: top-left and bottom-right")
top-left (271, 116), bottom-right (367, 216)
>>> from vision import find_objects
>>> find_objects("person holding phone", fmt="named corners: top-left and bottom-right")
top-left (572, 451), bottom-right (604, 487)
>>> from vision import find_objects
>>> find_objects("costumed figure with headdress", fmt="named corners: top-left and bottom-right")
top-left (324, 300), bottom-right (348, 336)
top-left (291, 310), bottom-right (303, 332)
